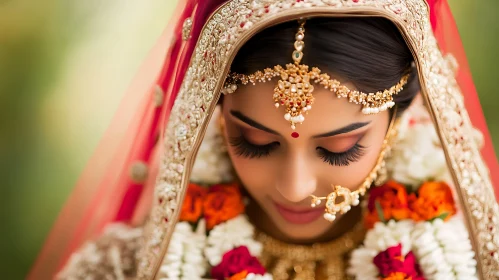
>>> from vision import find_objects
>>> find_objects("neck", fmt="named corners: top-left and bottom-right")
top-left (245, 197), bottom-right (362, 245)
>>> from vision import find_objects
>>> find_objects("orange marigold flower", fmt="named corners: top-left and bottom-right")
top-left (365, 181), bottom-right (411, 229)
top-left (229, 270), bottom-right (249, 280)
top-left (179, 183), bottom-right (207, 222)
top-left (409, 181), bottom-right (456, 222)
top-left (382, 272), bottom-right (411, 280)
top-left (204, 183), bottom-right (245, 230)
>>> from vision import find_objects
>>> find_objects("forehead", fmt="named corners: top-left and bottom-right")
top-left (224, 81), bottom-right (378, 134)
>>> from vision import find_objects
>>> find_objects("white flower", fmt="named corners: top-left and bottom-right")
top-left (411, 217), bottom-right (477, 280)
top-left (205, 215), bottom-right (263, 266)
top-left (347, 248), bottom-right (379, 280)
top-left (348, 220), bottom-right (415, 280)
top-left (159, 221), bottom-right (207, 280)
top-left (387, 102), bottom-right (452, 189)
top-left (245, 273), bottom-right (273, 280)
top-left (364, 220), bottom-right (415, 254)
top-left (387, 121), bottom-right (450, 189)
top-left (190, 106), bottom-right (234, 185)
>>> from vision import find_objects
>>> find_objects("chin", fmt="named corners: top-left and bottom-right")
top-left (280, 221), bottom-right (332, 241)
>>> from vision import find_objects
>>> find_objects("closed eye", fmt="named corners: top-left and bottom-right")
top-left (316, 143), bottom-right (366, 166)
top-left (229, 136), bottom-right (280, 158)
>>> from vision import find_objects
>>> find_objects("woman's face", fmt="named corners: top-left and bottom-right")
top-left (221, 80), bottom-right (390, 241)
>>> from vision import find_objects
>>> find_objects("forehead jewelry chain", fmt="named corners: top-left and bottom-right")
top-left (310, 110), bottom-right (399, 222)
top-left (222, 20), bottom-right (409, 131)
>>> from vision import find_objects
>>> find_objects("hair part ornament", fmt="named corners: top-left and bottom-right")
top-left (222, 20), bottom-right (409, 130)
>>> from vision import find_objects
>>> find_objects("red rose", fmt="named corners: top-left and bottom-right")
top-left (373, 244), bottom-right (425, 280)
top-left (211, 246), bottom-right (266, 280)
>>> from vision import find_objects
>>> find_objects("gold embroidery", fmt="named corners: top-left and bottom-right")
top-left (182, 18), bottom-right (193, 41)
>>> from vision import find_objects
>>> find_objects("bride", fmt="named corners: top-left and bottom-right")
top-left (29, 0), bottom-right (499, 279)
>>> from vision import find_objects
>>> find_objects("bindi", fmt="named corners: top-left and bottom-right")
top-left (291, 132), bottom-right (300, 138)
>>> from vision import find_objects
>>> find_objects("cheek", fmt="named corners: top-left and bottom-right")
top-left (323, 134), bottom-right (387, 190)
top-left (226, 148), bottom-right (275, 199)
top-left (335, 149), bottom-right (380, 189)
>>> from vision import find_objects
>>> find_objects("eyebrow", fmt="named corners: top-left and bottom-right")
top-left (230, 110), bottom-right (370, 137)
top-left (230, 110), bottom-right (279, 134)
top-left (313, 121), bottom-right (371, 138)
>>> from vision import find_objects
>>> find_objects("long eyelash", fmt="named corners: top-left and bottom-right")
top-left (229, 136), bottom-right (280, 159)
top-left (316, 144), bottom-right (366, 166)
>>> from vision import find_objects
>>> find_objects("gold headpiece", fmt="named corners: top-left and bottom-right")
top-left (222, 20), bottom-right (409, 130)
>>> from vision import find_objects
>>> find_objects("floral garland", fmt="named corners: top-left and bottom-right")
top-left (164, 181), bottom-right (476, 279)
top-left (189, 107), bottom-right (234, 185)
top-left (348, 180), bottom-right (476, 280)
top-left (158, 182), bottom-right (271, 280)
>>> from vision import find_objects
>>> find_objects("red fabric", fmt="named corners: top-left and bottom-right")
top-left (428, 0), bottom-right (499, 199)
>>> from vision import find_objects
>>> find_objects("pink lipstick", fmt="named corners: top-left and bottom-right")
top-left (274, 202), bottom-right (325, 224)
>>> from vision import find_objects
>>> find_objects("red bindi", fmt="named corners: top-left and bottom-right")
top-left (291, 132), bottom-right (300, 138)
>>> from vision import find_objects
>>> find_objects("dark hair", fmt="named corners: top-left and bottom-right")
top-left (230, 17), bottom-right (419, 113)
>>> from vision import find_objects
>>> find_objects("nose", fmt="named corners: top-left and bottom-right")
top-left (275, 151), bottom-right (317, 203)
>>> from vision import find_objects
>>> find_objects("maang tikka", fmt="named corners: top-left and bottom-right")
top-left (222, 20), bottom-right (409, 130)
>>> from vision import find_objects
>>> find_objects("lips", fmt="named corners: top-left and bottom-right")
top-left (274, 202), bottom-right (325, 224)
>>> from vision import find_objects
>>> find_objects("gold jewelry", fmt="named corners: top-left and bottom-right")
top-left (374, 157), bottom-right (389, 186)
top-left (255, 222), bottom-right (365, 280)
top-left (222, 20), bottom-right (409, 130)
top-left (310, 109), bottom-right (399, 222)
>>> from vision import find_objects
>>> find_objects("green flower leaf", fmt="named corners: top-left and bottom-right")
top-left (431, 212), bottom-right (449, 222)
top-left (375, 200), bottom-right (386, 223)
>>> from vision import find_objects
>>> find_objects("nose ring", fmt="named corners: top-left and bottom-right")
top-left (310, 185), bottom-right (360, 222)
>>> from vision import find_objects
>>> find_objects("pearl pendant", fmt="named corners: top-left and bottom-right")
top-left (324, 213), bottom-right (336, 222)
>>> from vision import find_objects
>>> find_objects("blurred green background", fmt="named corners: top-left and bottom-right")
top-left (0, 1), bottom-right (497, 279)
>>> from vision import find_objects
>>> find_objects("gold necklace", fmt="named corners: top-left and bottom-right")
top-left (254, 223), bottom-right (365, 280)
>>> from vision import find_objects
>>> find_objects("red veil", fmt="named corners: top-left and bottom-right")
top-left (27, 0), bottom-right (499, 279)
